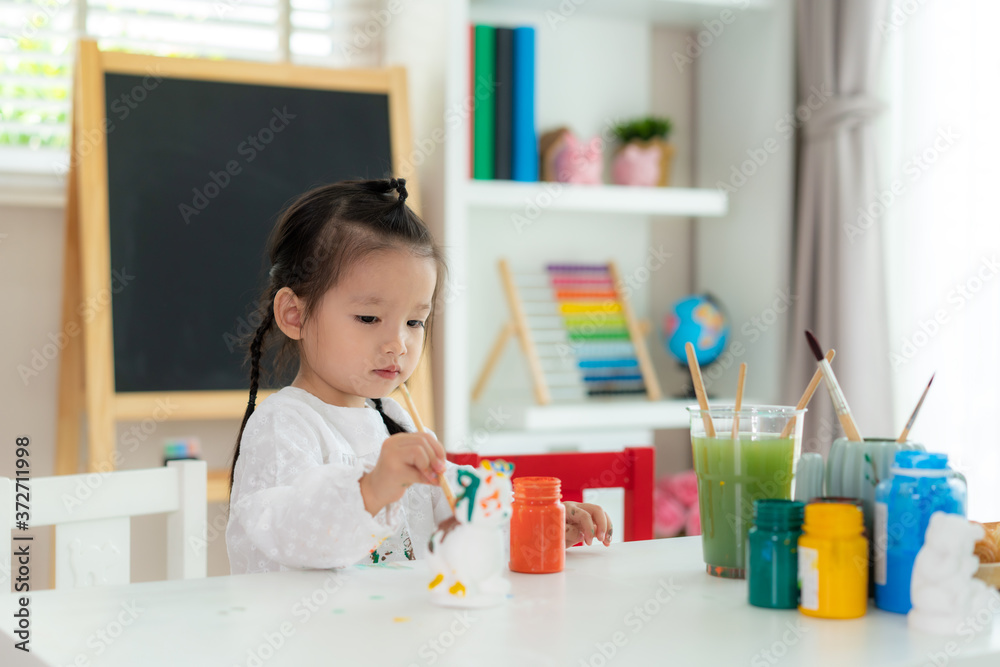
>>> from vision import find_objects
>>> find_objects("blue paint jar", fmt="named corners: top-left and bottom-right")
top-left (874, 451), bottom-right (966, 614)
top-left (748, 499), bottom-right (805, 609)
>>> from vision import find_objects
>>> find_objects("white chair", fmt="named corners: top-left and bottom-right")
top-left (1, 460), bottom-right (207, 590)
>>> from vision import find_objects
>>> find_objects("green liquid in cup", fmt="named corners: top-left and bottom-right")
top-left (692, 434), bottom-right (796, 576)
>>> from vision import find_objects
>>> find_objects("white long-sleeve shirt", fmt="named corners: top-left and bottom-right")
top-left (226, 386), bottom-right (456, 574)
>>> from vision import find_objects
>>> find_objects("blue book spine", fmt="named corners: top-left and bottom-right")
top-left (511, 26), bottom-right (538, 182)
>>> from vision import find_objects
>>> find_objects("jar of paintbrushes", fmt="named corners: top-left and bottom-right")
top-left (684, 343), bottom-right (807, 579)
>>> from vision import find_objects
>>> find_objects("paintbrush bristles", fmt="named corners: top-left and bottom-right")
top-left (897, 373), bottom-right (935, 443)
top-left (804, 331), bottom-right (864, 442)
top-left (805, 330), bottom-right (825, 362)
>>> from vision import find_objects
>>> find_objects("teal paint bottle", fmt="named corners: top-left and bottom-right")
top-left (748, 499), bottom-right (806, 609)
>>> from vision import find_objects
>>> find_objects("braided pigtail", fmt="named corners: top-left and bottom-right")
top-left (230, 304), bottom-right (276, 491)
top-left (372, 397), bottom-right (408, 436)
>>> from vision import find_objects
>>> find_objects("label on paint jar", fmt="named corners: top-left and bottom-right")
top-left (798, 546), bottom-right (819, 611)
top-left (875, 501), bottom-right (888, 586)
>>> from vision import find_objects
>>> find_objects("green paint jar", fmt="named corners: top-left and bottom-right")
top-left (748, 499), bottom-right (805, 609)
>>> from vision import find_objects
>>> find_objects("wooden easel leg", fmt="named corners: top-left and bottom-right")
top-left (77, 40), bottom-right (117, 473)
top-left (471, 321), bottom-right (515, 402)
top-left (55, 112), bottom-right (84, 476)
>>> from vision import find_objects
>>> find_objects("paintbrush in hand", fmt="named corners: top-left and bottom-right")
top-left (399, 383), bottom-right (457, 511)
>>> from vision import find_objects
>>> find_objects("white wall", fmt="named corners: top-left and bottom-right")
top-left (0, 199), bottom-right (235, 589)
top-left (1, 204), bottom-right (64, 589)
top-left (695, 0), bottom-right (795, 402)
top-left (651, 26), bottom-right (701, 475)
top-left (383, 0), bottom-right (450, 433)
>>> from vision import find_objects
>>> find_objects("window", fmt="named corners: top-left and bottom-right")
top-left (883, 0), bottom-right (1000, 520)
top-left (0, 0), bottom-right (77, 172)
top-left (0, 0), bottom-right (381, 176)
top-left (291, 0), bottom-right (383, 68)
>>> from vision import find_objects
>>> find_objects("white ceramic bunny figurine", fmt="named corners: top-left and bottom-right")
top-left (909, 512), bottom-right (1000, 634)
top-left (427, 460), bottom-right (513, 608)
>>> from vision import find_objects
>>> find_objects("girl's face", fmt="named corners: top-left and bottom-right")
top-left (291, 248), bottom-right (437, 408)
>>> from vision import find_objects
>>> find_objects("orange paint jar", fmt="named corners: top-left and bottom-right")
top-left (509, 477), bottom-right (565, 574)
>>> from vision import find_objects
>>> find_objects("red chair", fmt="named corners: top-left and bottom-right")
top-left (447, 446), bottom-right (654, 542)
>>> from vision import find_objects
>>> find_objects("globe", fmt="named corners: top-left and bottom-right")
top-left (663, 294), bottom-right (730, 366)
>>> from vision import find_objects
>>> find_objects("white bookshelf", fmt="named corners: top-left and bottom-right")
top-left (473, 398), bottom-right (695, 432)
top-left (465, 180), bottom-right (727, 217)
top-left (472, 0), bottom-right (774, 25)
top-left (469, 394), bottom-right (756, 431)
top-left (439, 0), bottom-right (795, 451)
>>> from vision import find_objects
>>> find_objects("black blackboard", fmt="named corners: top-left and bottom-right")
top-left (105, 73), bottom-right (393, 392)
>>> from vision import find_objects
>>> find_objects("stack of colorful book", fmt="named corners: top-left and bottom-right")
top-left (470, 24), bottom-right (538, 182)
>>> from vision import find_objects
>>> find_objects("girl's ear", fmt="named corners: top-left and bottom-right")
top-left (273, 287), bottom-right (306, 340)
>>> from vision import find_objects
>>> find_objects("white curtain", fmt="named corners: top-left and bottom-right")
top-left (883, 0), bottom-right (1000, 520)
top-left (787, 0), bottom-right (894, 454)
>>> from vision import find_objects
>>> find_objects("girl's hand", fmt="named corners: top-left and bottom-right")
top-left (360, 432), bottom-right (447, 516)
top-left (564, 501), bottom-right (613, 548)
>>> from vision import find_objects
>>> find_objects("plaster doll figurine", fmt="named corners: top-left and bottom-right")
top-left (909, 512), bottom-right (1000, 635)
top-left (427, 460), bottom-right (513, 608)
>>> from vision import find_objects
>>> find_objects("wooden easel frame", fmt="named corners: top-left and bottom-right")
top-left (57, 40), bottom-right (433, 502)
top-left (471, 259), bottom-right (662, 405)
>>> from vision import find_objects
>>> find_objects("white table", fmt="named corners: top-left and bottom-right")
top-left (3, 537), bottom-right (999, 666)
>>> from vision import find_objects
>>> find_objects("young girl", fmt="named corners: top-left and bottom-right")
top-left (226, 178), bottom-right (611, 574)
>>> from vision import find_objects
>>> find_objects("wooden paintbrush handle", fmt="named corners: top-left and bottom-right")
top-left (400, 384), bottom-right (456, 511)
top-left (731, 363), bottom-right (746, 440)
top-left (780, 349), bottom-right (835, 439)
top-left (685, 342), bottom-right (716, 437)
top-left (837, 410), bottom-right (864, 443)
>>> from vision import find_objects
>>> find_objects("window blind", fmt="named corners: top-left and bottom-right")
top-left (0, 0), bottom-right (383, 175)
top-left (0, 0), bottom-right (77, 172)
top-left (291, 0), bottom-right (382, 68)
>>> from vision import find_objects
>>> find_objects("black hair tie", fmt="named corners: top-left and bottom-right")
top-left (388, 177), bottom-right (408, 204)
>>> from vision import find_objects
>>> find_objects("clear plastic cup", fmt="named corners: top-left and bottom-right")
top-left (687, 405), bottom-right (806, 579)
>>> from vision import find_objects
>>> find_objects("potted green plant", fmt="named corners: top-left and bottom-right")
top-left (611, 116), bottom-right (675, 187)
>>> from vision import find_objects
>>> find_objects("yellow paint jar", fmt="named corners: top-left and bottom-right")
top-left (797, 502), bottom-right (868, 619)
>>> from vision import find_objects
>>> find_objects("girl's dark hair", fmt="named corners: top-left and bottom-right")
top-left (229, 177), bottom-right (445, 493)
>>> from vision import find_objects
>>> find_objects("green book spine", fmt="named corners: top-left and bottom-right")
top-left (473, 25), bottom-right (496, 180)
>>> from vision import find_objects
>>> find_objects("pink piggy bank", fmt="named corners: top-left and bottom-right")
top-left (552, 133), bottom-right (603, 184)
top-left (612, 143), bottom-right (661, 187)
